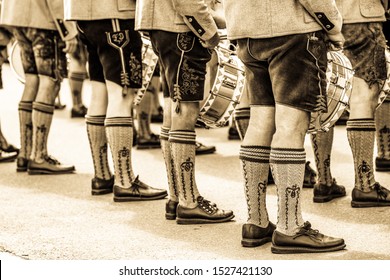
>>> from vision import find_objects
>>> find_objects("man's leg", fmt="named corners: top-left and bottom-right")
top-left (348, 78), bottom-right (390, 207)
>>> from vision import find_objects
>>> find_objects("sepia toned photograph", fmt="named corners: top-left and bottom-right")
top-left (0, 1), bottom-right (389, 278)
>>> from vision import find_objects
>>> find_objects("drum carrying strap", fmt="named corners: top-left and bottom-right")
top-left (106, 19), bottom-right (130, 96)
top-left (174, 33), bottom-right (195, 113)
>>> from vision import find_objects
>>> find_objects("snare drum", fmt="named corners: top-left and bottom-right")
top-left (197, 44), bottom-right (245, 128)
top-left (9, 41), bottom-right (25, 83)
top-left (133, 36), bottom-right (159, 106)
top-left (308, 50), bottom-right (354, 133)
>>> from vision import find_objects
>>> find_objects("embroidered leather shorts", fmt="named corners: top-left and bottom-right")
top-left (342, 22), bottom-right (387, 86)
top-left (236, 31), bottom-right (328, 113)
top-left (12, 27), bottom-right (67, 80)
top-left (77, 19), bottom-right (142, 88)
top-left (149, 30), bottom-right (212, 102)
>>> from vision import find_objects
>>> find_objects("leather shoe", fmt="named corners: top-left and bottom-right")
top-left (176, 196), bottom-right (234, 224)
top-left (136, 134), bottom-right (161, 149)
top-left (195, 142), bottom-right (216, 155)
top-left (165, 199), bottom-right (179, 220)
top-left (241, 222), bottom-right (276, 247)
top-left (228, 126), bottom-right (240, 140)
top-left (351, 183), bottom-right (390, 208)
top-left (0, 144), bottom-right (19, 163)
top-left (113, 175), bottom-right (167, 202)
top-left (375, 157), bottom-right (390, 172)
top-left (313, 178), bottom-right (346, 203)
top-left (91, 176), bottom-right (114, 195)
top-left (271, 221), bottom-right (346, 254)
top-left (17, 157), bottom-right (29, 172)
top-left (28, 155), bottom-right (75, 175)
top-left (71, 105), bottom-right (88, 118)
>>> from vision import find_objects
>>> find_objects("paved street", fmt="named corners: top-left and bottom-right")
top-left (0, 62), bottom-right (390, 261)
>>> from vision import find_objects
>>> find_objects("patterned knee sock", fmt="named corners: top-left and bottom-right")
top-left (347, 119), bottom-right (376, 191)
top-left (270, 148), bottom-right (305, 235)
top-left (31, 102), bottom-right (54, 161)
top-left (375, 101), bottom-right (390, 159)
top-left (169, 130), bottom-right (200, 208)
top-left (86, 115), bottom-right (112, 180)
top-left (18, 101), bottom-right (33, 159)
top-left (234, 107), bottom-right (250, 140)
top-left (69, 72), bottom-right (87, 107)
top-left (161, 127), bottom-right (178, 202)
top-left (310, 127), bottom-right (334, 186)
top-left (105, 117), bottom-right (135, 188)
top-left (240, 145), bottom-right (270, 228)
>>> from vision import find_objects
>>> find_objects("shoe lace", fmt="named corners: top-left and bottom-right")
top-left (294, 221), bottom-right (319, 239)
top-left (44, 155), bottom-right (60, 165)
top-left (197, 196), bottom-right (217, 214)
top-left (130, 175), bottom-right (141, 194)
top-left (373, 183), bottom-right (389, 199)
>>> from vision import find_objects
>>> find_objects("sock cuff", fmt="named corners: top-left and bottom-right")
top-left (69, 72), bottom-right (88, 81)
top-left (168, 130), bottom-right (196, 145)
top-left (18, 101), bottom-right (33, 112)
top-left (239, 145), bottom-right (270, 163)
top-left (347, 119), bottom-right (375, 131)
top-left (160, 126), bottom-right (170, 141)
top-left (104, 117), bottom-right (133, 127)
top-left (32, 102), bottom-right (54, 114)
top-left (270, 147), bottom-right (306, 164)
top-left (234, 107), bottom-right (250, 119)
top-left (86, 115), bottom-right (106, 126)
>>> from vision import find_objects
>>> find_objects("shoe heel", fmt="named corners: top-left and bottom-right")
top-left (165, 213), bottom-right (176, 220)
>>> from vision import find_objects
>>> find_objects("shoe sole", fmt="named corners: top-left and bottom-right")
top-left (241, 237), bottom-right (272, 247)
top-left (165, 213), bottom-right (176, 220)
top-left (113, 193), bottom-right (167, 202)
top-left (351, 201), bottom-right (390, 208)
top-left (91, 189), bottom-right (113, 196)
top-left (28, 169), bottom-right (75, 175)
top-left (313, 193), bottom-right (346, 203)
top-left (17, 167), bottom-right (27, 172)
top-left (176, 214), bottom-right (234, 225)
top-left (271, 243), bottom-right (346, 254)
top-left (195, 148), bottom-right (216, 155)
top-left (375, 167), bottom-right (390, 172)
top-left (0, 155), bottom-right (18, 163)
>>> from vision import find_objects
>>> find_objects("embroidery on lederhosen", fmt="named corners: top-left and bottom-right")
top-left (174, 33), bottom-right (197, 113)
top-left (106, 19), bottom-right (133, 96)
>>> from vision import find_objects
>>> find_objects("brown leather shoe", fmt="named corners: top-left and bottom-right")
top-left (0, 144), bottom-right (19, 163)
top-left (28, 155), bottom-right (75, 175)
top-left (241, 222), bottom-right (276, 247)
top-left (313, 178), bottom-right (346, 203)
top-left (351, 183), bottom-right (390, 208)
top-left (271, 221), bottom-right (346, 254)
top-left (176, 196), bottom-right (234, 224)
top-left (375, 157), bottom-right (390, 172)
top-left (113, 176), bottom-right (167, 202)
top-left (195, 142), bottom-right (216, 155)
top-left (165, 199), bottom-right (179, 220)
top-left (91, 176), bottom-right (114, 195)
top-left (16, 157), bottom-right (29, 172)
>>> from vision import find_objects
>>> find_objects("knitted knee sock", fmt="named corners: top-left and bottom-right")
top-left (234, 107), bottom-right (250, 140)
top-left (161, 127), bottom-right (178, 201)
top-left (169, 130), bottom-right (200, 208)
top-left (86, 115), bottom-right (112, 180)
top-left (31, 102), bottom-right (54, 161)
top-left (105, 117), bottom-right (135, 188)
top-left (375, 101), bottom-right (390, 159)
top-left (240, 145), bottom-right (270, 227)
top-left (18, 101), bottom-right (33, 159)
top-left (347, 119), bottom-right (376, 191)
top-left (310, 127), bottom-right (334, 186)
top-left (69, 72), bottom-right (87, 107)
top-left (270, 148), bottom-right (305, 235)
